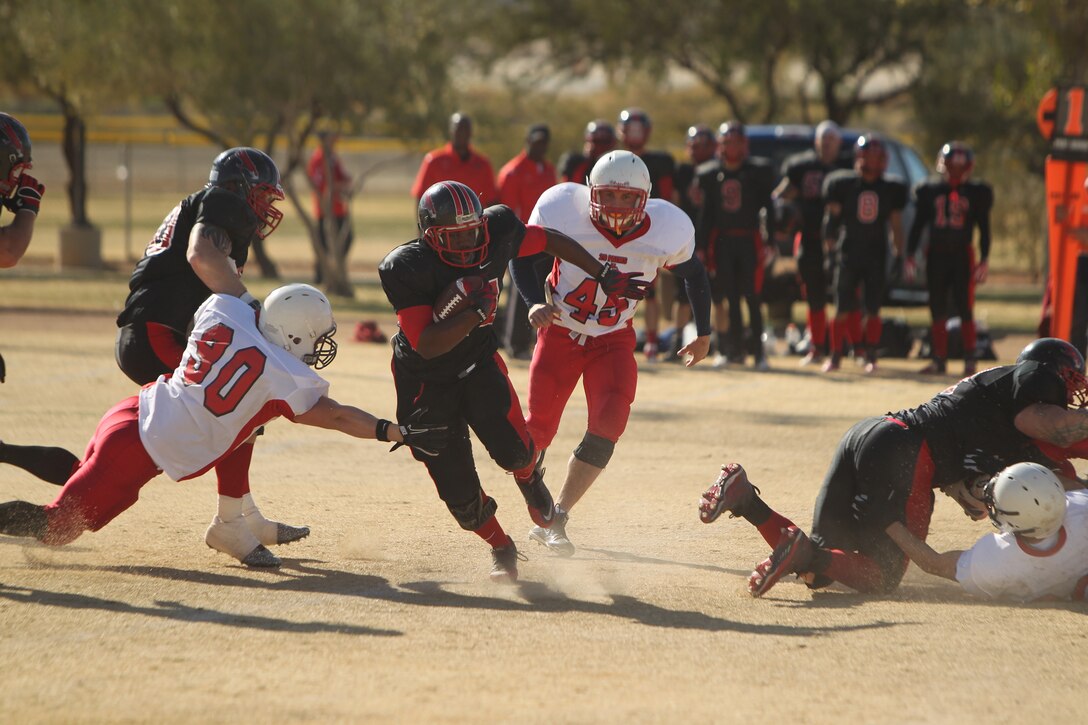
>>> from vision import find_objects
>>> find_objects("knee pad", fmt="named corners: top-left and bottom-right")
top-left (573, 433), bottom-right (615, 469)
top-left (447, 493), bottom-right (498, 531)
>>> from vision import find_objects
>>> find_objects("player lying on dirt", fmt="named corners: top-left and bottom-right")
top-left (697, 337), bottom-right (1088, 597)
top-left (0, 285), bottom-right (448, 567)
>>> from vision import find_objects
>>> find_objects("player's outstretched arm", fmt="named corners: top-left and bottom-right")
top-left (539, 227), bottom-right (605, 278)
top-left (885, 522), bottom-right (961, 581)
top-left (293, 396), bottom-right (448, 455)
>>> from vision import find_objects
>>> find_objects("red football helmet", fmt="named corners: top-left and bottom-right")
top-left (418, 181), bottom-right (490, 268)
top-left (207, 147), bottom-right (285, 239)
top-left (0, 113), bottom-right (32, 198)
top-left (936, 141), bottom-right (974, 186)
top-left (854, 134), bottom-right (887, 180)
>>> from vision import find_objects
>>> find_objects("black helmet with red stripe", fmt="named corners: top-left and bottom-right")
top-left (854, 134), bottom-right (888, 180)
top-left (418, 181), bottom-right (490, 268)
top-left (1017, 337), bottom-right (1088, 408)
top-left (936, 141), bottom-right (974, 186)
top-left (0, 113), bottom-right (32, 198)
top-left (207, 147), bottom-right (285, 239)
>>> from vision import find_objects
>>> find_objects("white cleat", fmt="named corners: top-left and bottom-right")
top-left (205, 516), bottom-right (281, 567)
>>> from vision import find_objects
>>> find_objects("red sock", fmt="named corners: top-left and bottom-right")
top-left (961, 320), bottom-right (976, 358)
top-left (755, 511), bottom-right (796, 549)
top-left (848, 312), bottom-right (863, 349)
top-left (474, 515), bottom-right (510, 548)
top-left (821, 548), bottom-right (885, 592)
top-left (646, 331), bottom-right (658, 345)
top-left (829, 317), bottom-right (848, 356)
top-left (808, 308), bottom-right (827, 347)
top-left (931, 319), bottom-right (948, 359)
top-left (214, 442), bottom-right (254, 497)
top-left (864, 315), bottom-right (882, 349)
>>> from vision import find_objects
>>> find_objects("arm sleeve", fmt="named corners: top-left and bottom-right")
top-left (511, 253), bottom-right (549, 307)
top-left (396, 305), bottom-right (433, 349)
top-left (671, 256), bottom-right (713, 337)
top-left (518, 225), bottom-right (548, 257)
top-left (906, 184), bottom-right (930, 256)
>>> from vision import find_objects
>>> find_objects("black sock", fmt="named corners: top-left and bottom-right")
top-left (0, 443), bottom-right (79, 485)
top-left (0, 501), bottom-right (48, 538)
top-left (741, 495), bottom-right (773, 527)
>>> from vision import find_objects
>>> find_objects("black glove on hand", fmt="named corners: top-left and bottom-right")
top-left (963, 450), bottom-right (1005, 476)
top-left (465, 282), bottom-right (498, 322)
top-left (850, 493), bottom-right (870, 523)
top-left (597, 262), bottom-right (652, 301)
top-left (4, 174), bottom-right (44, 215)
top-left (378, 408), bottom-right (449, 457)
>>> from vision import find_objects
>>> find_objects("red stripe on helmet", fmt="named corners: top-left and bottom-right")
top-left (239, 150), bottom-right (258, 174)
top-left (1, 122), bottom-right (23, 153)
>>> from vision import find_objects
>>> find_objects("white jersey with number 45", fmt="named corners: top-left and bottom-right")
top-left (139, 294), bottom-right (329, 481)
top-left (956, 490), bottom-right (1088, 601)
top-left (529, 182), bottom-right (695, 339)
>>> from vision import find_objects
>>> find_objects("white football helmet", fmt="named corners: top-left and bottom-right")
top-left (259, 284), bottom-right (337, 369)
top-left (588, 150), bottom-right (651, 234)
top-left (986, 462), bottom-right (1067, 539)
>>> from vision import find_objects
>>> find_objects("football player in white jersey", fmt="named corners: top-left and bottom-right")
top-left (886, 462), bottom-right (1088, 601)
top-left (0, 285), bottom-right (447, 567)
top-left (510, 150), bottom-right (714, 556)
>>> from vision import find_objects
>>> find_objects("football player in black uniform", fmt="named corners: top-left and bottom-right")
top-left (378, 180), bottom-right (648, 582)
top-left (558, 120), bottom-right (617, 185)
top-left (618, 108), bottom-right (677, 362)
top-left (774, 120), bottom-right (843, 366)
top-left (0, 113), bottom-right (45, 384)
top-left (695, 122), bottom-right (776, 370)
top-left (821, 134), bottom-right (907, 373)
top-left (113, 147), bottom-right (304, 562)
top-left (906, 142), bottom-right (993, 376)
top-left (699, 337), bottom-right (1088, 597)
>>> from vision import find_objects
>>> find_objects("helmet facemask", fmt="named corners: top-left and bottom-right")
top-left (589, 185), bottom-right (648, 235)
top-left (248, 183), bottom-right (285, 239)
top-left (423, 217), bottom-right (490, 269)
top-left (306, 325), bottom-right (338, 369)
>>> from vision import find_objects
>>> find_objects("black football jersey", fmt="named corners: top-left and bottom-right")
top-left (892, 361), bottom-right (1067, 487)
top-left (379, 205), bottom-right (528, 382)
top-left (117, 188), bottom-right (259, 332)
top-left (823, 171), bottom-right (907, 258)
top-left (696, 158), bottom-right (775, 242)
top-left (674, 162), bottom-right (699, 220)
top-left (640, 150), bottom-right (676, 200)
top-left (782, 150), bottom-right (836, 246)
top-left (907, 178), bottom-right (993, 257)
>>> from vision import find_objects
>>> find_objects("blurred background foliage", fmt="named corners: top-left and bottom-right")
top-left (0, 0), bottom-right (1086, 285)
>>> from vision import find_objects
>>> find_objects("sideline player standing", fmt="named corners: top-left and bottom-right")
top-left (699, 337), bottom-right (1088, 597)
top-left (906, 142), bottom-right (993, 376)
top-left (774, 121), bottom-right (842, 366)
top-left (379, 180), bottom-right (648, 582)
top-left (514, 150), bottom-right (713, 556)
top-left (887, 463), bottom-right (1088, 602)
top-left (0, 286), bottom-right (448, 565)
top-left (113, 147), bottom-right (303, 554)
top-left (559, 119), bottom-right (617, 185)
top-left (821, 134), bottom-right (907, 373)
top-left (695, 122), bottom-right (776, 370)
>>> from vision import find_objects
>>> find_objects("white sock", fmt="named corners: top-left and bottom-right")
top-left (241, 492), bottom-right (259, 517)
top-left (217, 495), bottom-right (244, 522)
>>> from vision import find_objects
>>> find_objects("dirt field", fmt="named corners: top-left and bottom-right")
top-left (1, 308), bottom-right (1084, 724)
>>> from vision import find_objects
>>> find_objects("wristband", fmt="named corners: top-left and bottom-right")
top-left (375, 419), bottom-right (392, 442)
top-left (240, 291), bottom-right (261, 310)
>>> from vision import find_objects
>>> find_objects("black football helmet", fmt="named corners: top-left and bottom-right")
top-left (855, 134), bottom-right (888, 179)
top-left (207, 147), bottom-right (285, 239)
top-left (418, 181), bottom-right (489, 268)
top-left (1017, 337), bottom-right (1088, 408)
top-left (584, 119), bottom-right (617, 156)
top-left (936, 141), bottom-right (974, 185)
top-left (0, 113), bottom-right (32, 198)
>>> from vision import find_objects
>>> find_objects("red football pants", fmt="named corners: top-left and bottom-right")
top-left (43, 396), bottom-right (161, 545)
top-left (525, 324), bottom-right (638, 450)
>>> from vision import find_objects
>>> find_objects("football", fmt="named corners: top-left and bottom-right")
top-left (433, 276), bottom-right (488, 322)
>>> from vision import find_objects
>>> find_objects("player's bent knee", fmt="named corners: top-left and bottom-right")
top-left (494, 444), bottom-right (534, 474)
top-left (446, 493), bottom-right (498, 531)
top-left (573, 433), bottom-right (615, 469)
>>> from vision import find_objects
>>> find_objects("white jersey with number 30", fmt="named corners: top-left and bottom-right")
top-left (955, 490), bottom-right (1088, 601)
top-left (139, 295), bottom-right (329, 481)
top-left (529, 182), bottom-right (695, 338)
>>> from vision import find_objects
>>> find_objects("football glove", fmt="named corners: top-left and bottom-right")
top-left (597, 263), bottom-right (652, 301)
top-left (464, 281), bottom-right (498, 322)
top-left (380, 408), bottom-right (449, 457)
top-left (3, 174), bottom-right (44, 216)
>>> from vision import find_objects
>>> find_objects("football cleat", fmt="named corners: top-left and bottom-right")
top-left (516, 470), bottom-right (555, 529)
top-left (698, 463), bottom-right (757, 523)
top-left (748, 525), bottom-right (814, 598)
top-left (490, 538), bottom-right (527, 583)
top-left (528, 504), bottom-right (575, 557)
top-left (205, 516), bottom-right (282, 568)
top-left (821, 355), bottom-right (841, 373)
top-left (798, 350), bottom-right (823, 367)
top-left (243, 509), bottom-right (310, 546)
top-left (919, 359), bottom-right (946, 375)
